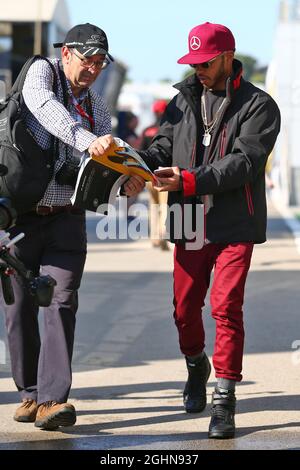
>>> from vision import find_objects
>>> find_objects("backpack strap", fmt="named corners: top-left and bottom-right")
top-left (57, 60), bottom-right (69, 107)
top-left (11, 55), bottom-right (58, 96)
top-left (16, 56), bottom-right (59, 164)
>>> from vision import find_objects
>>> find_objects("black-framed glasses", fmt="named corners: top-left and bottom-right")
top-left (190, 53), bottom-right (224, 70)
top-left (71, 49), bottom-right (110, 70)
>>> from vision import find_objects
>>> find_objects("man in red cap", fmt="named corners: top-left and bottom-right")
top-left (135, 22), bottom-right (281, 438)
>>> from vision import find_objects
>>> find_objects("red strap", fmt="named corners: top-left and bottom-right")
top-left (74, 102), bottom-right (94, 129)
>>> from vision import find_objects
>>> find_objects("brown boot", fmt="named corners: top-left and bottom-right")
top-left (35, 401), bottom-right (76, 430)
top-left (14, 399), bottom-right (38, 423)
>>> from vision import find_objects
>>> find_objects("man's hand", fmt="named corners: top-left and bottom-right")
top-left (153, 166), bottom-right (182, 192)
top-left (123, 175), bottom-right (145, 197)
top-left (88, 134), bottom-right (114, 157)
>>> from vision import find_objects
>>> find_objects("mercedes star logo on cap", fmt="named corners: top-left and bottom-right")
top-left (190, 36), bottom-right (201, 50)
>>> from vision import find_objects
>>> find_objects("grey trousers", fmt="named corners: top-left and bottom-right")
top-left (2, 210), bottom-right (87, 404)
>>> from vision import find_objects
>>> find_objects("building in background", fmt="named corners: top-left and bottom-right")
top-left (0, 0), bottom-right (70, 90)
top-left (0, 0), bottom-right (127, 116)
top-left (268, 0), bottom-right (300, 205)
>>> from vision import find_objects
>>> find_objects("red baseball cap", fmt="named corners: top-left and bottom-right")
top-left (177, 22), bottom-right (235, 65)
top-left (152, 100), bottom-right (167, 114)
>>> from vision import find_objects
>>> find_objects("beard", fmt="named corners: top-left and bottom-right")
top-left (208, 58), bottom-right (229, 91)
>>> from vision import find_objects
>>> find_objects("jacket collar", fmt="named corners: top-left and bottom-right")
top-left (174, 58), bottom-right (244, 99)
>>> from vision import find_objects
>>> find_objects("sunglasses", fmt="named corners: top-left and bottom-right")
top-left (190, 53), bottom-right (224, 69)
top-left (71, 49), bottom-right (110, 70)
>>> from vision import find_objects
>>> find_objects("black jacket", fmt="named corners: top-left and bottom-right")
top-left (140, 60), bottom-right (281, 244)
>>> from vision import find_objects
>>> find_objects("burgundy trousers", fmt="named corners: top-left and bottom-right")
top-left (173, 242), bottom-right (254, 382)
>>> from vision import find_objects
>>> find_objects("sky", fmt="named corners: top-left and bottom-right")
top-left (65, 0), bottom-right (281, 83)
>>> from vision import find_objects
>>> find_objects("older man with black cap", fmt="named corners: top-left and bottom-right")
top-left (3, 22), bottom-right (143, 431)
top-left (135, 22), bottom-right (281, 439)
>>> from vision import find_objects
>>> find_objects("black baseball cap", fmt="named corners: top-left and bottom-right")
top-left (53, 23), bottom-right (114, 61)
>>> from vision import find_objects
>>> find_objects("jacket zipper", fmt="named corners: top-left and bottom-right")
top-left (220, 124), bottom-right (227, 158)
top-left (0, 140), bottom-right (21, 153)
top-left (219, 124), bottom-right (254, 217)
top-left (190, 142), bottom-right (196, 167)
top-left (245, 183), bottom-right (254, 216)
top-left (187, 141), bottom-right (207, 243)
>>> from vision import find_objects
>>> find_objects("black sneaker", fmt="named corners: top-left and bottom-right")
top-left (208, 387), bottom-right (236, 439)
top-left (183, 353), bottom-right (211, 413)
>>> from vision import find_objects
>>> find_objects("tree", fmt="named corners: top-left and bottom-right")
top-left (160, 78), bottom-right (173, 83)
top-left (235, 54), bottom-right (257, 81)
top-left (182, 68), bottom-right (194, 80)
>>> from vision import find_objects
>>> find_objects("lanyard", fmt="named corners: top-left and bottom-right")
top-left (58, 60), bottom-right (94, 131)
top-left (72, 96), bottom-right (94, 130)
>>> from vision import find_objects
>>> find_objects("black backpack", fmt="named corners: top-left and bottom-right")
top-left (0, 55), bottom-right (58, 213)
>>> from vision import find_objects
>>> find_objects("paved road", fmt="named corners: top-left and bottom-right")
top-left (0, 199), bottom-right (300, 450)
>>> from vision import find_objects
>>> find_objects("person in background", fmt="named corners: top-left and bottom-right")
top-left (265, 154), bottom-right (275, 189)
top-left (2, 23), bottom-right (143, 431)
top-left (133, 22), bottom-right (281, 439)
top-left (116, 110), bottom-right (143, 215)
top-left (117, 110), bottom-right (141, 148)
top-left (140, 100), bottom-right (169, 250)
